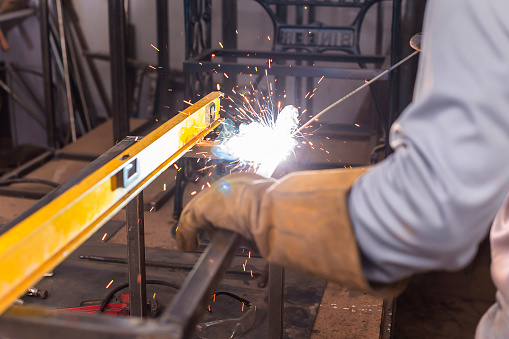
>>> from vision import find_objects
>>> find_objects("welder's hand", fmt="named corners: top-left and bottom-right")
top-left (176, 172), bottom-right (275, 251)
top-left (177, 167), bottom-right (406, 297)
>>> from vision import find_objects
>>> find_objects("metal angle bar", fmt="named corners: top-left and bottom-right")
top-left (0, 92), bottom-right (222, 315)
top-left (183, 61), bottom-right (388, 80)
top-left (160, 230), bottom-right (242, 338)
top-left (0, 305), bottom-right (178, 339)
top-left (77, 254), bottom-right (262, 276)
top-left (0, 8), bottom-right (34, 23)
top-left (190, 49), bottom-right (385, 64)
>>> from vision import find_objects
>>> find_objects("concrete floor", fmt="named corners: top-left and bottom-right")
top-left (0, 118), bottom-right (383, 338)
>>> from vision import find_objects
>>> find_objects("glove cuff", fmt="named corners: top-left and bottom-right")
top-left (253, 167), bottom-right (406, 298)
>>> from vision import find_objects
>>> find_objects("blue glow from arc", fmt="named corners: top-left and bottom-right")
top-left (217, 180), bottom-right (231, 194)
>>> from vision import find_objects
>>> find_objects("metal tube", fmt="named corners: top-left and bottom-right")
top-left (77, 254), bottom-right (262, 276)
top-left (108, 0), bottom-right (130, 143)
top-left (126, 192), bottom-right (147, 318)
top-left (56, 0), bottom-right (77, 142)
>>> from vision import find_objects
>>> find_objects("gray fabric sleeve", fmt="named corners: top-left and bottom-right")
top-left (349, 0), bottom-right (509, 283)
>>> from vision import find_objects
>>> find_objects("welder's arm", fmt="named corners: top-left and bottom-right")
top-left (177, 169), bottom-right (406, 298)
top-left (349, 0), bottom-right (509, 284)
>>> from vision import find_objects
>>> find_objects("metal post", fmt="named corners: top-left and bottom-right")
top-left (154, 0), bottom-right (170, 119)
top-left (268, 264), bottom-right (284, 339)
top-left (39, 0), bottom-right (56, 149)
top-left (108, 0), bottom-right (130, 144)
top-left (126, 192), bottom-right (147, 318)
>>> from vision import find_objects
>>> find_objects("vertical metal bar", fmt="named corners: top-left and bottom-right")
top-left (387, 0), bottom-right (401, 155)
top-left (126, 192), bottom-right (147, 318)
top-left (154, 0), bottom-right (170, 119)
top-left (375, 1), bottom-right (384, 57)
top-left (56, 0), bottom-right (77, 142)
top-left (108, 0), bottom-right (130, 144)
top-left (39, 0), bottom-right (56, 149)
top-left (173, 158), bottom-right (185, 220)
top-left (268, 264), bottom-right (284, 339)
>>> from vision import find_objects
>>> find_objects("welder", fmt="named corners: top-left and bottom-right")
top-left (176, 1), bottom-right (509, 337)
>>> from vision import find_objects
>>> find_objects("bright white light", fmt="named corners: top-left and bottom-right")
top-left (217, 105), bottom-right (299, 177)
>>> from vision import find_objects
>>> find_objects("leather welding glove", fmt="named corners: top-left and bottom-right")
top-left (177, 168), bottom-right (406, 298)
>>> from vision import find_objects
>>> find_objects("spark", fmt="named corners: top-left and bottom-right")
top-left (149, 65), bottom-right (156, 70)
top-left (106, 280), bottom-right (114, 289)
top-left (214, 105), bottom-right (299, 177)
top-left (318, 76), bottom-right (325, 83)
top-left (150, 44), bottom-right (159, 51)
top-left (355, 123), bottom-right (360, 127)
top-left (153, 293), bottom-right (156, 299)
top-left (219, 41), bottom-right (224, 48)
top-left (150, 206), bottom-right (155, 212)
top-left (191, 191), bottom-right (197, 195)
top-left (163, 183), bottom-right (167, 191)
top-left (101, 233), bottom-right (108, 241)
top-left (217, 84), bottom-right (221, 90)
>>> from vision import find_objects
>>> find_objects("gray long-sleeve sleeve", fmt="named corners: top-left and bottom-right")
top-left (349, 0), bottom-right (509, 283)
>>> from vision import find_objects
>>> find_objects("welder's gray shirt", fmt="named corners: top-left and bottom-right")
top-left (349, 0), bottom-right (509, 337)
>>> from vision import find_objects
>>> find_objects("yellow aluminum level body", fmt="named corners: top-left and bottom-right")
top-left (0, 92), bottom-right (223, 315)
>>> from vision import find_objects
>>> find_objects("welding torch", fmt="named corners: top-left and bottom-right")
top-left (294, 33), bottom-right (422, 135)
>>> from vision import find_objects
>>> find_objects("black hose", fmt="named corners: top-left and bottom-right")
top-left (98, 280), bottom-right (252, 314)
top-left (99, 280), bottom-right (180, 313)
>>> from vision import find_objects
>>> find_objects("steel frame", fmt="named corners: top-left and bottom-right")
top-left (0, 92), bottom-right (222, 322)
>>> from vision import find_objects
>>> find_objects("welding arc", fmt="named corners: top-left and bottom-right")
top-left (294, 47), bottom-right (420, 135)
